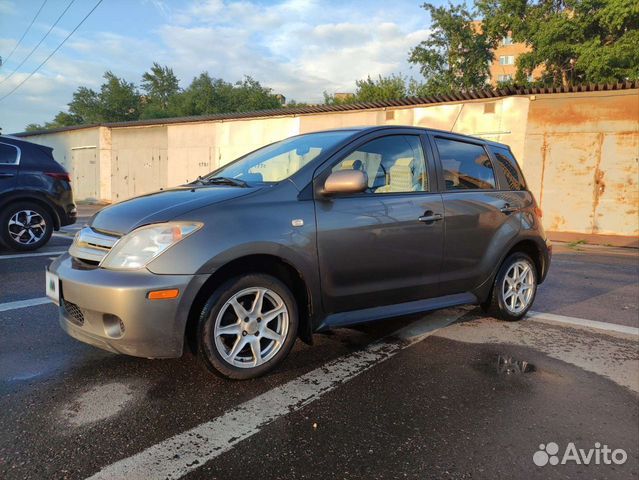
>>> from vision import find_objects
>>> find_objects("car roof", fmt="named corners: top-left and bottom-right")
top-left (347, 125), bottom-right (510, 149)
top-left (0, 135), bottom-right (41, 147)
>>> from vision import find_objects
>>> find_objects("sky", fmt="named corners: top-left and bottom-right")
top-left (0, 0), bottom-right (439, 133)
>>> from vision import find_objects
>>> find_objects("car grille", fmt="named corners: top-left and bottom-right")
top-left (69, 227), bottom-right (119, 264)
top-left (62, 299), bottom-right (85, 326)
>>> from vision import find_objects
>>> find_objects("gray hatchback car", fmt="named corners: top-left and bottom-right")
top-left (47, 126), bottom-right (551, 379)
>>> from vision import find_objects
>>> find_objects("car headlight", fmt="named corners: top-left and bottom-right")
top-left (100, 222), bottom-right (202, 270)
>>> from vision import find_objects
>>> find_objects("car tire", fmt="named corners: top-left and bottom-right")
top-left (0, 202), bottom-right (54, 251)
top-left (197, 273), bottom-right (299, 380)
top-left (481, 252), bottom-right (538, 321)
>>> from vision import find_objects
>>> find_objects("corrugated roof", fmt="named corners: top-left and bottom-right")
top-left (12, 80), bottom-right (638, 137)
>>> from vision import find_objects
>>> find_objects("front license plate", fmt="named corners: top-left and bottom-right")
top-left (45, 269), bottom-right (60, 305)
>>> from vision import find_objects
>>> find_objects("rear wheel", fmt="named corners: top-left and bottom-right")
top-left (197, 274), bottom-right (298, 379)
top-left (482, 252), bottom-right (537, 321)
top-left (0, 202), bottom-right (53, 251)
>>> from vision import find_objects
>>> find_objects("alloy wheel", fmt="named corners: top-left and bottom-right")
top-left (8, 210), bottom-right (47, 245)
top-left (214, 287), bottom-right (289, 368)
top-left (501, 260), bottom-right (535, 314)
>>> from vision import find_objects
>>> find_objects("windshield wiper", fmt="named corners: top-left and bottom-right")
top-left (195, 176), bottom-right (249, 188)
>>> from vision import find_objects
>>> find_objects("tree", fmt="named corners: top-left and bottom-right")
top-left (178, 72), bottom-right (226, 115)
top-left (67, 86), bottom-right (100, 123)
top-left (409, 3), bottom-right (494, 94)
top-left (285, 99), bottom-right (311, 107)
top-left (140, 63), bottom-right (180, 118)
top-left (228, 76), bottom-right (283, 112)
top-left (178, 74), bottom-right (282, 116)
top-left (324, 74), bottom-right (422, 104)
top-left (24, 65), bottom-right (287, 130)
top-left (24, 111), bottom-right (84, 132)
top-left (97, 71), bottom-right (141, 122)
top-left (353, 74), bottom-right (409, 102)
top-left (476, 0), bottom-right (639, 86)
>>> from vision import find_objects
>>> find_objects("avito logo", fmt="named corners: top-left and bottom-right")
top-left (533, 442), bottom-right (628, 466)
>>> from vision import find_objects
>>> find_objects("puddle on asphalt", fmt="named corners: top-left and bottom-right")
top-left (496, 355), bottom-right (536, 375)
top-left (473, 353), bottom-right (537, 377)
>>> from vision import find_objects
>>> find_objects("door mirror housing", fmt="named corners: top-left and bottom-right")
top-left (322, 170), bottom-right (368, 195)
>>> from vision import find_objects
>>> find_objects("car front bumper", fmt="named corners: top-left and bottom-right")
top-left (50, 254), bottom-right (208, 358)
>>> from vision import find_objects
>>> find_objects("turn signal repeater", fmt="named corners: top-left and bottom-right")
top-left (148, 289), bottom-right (180, 300)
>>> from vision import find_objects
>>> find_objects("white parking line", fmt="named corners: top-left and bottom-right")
top-left (0, 250), bottom-right (66, 260)
top-left (528, 310), bottom-right (639, 336)
top-left (0, 297), bottom-right (51, 312)
top-left (87, 309), bottom-right (465, 480)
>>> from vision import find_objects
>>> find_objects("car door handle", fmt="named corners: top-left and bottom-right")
top-left (500, 203), bottom-right (518, 214)
top-left (418, 212), bottom-right (443, 223)
top-left (0, 173), bottom-right (15, 178)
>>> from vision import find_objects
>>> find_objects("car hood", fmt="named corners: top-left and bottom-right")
top-left (90, 185), bottom-right (256, 235)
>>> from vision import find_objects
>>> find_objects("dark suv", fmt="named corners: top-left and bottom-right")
top-left (48, 126), bottom-right (551, 379)
top-left (0, 136), bottom-right (76, 250)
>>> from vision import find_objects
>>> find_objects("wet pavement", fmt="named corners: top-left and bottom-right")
top-left (0, 214), bottom-right (637, 479)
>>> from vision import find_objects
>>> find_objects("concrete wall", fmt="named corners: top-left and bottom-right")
top-left (110, 125), bottom-right (167, 201)
top-left (20, 88), bottom-right (639, 241)
top-left (25, 126), bottom-right (107, 201)
top-left (166, 116), bottom-right (301, 186)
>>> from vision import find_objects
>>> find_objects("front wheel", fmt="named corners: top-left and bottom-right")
top-left (482, 252), bottom-right (538, 321)
top-left (0, 202), bottom-right (53, 251)
top-left (197, 274), bottom-right (299, 380)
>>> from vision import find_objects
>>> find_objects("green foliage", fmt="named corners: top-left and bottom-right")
top-left (476, 0), bottom-right (639, 86)
top-left (96, 72), bottom-right (141, 122)
top-left (324, 74), bottom-right (432, 104)
top-left (32, 72), bottom-right (141, 130)
top-left (140, 63), bottom-right (181, 118)
top-left (354, 75), bottom-right (409, 102)
top-left (24, 111), bottom-right (83, 132)
top-left (176, 74), bottom-right (282, 116)
top-left (27, 66), bottom-right (285, 131)
top-left (409, 3), bottom-right (494, 95)
top-left (68, 86), bottom-right (101, 123)
top-left (285, 100), bottom-right (311, 107)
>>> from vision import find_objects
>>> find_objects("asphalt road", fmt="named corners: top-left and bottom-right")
top-left (0, 214), bottom-right (637, 480)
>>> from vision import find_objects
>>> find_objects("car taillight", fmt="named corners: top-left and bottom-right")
top-left (45, 172), bottom-right (71, 182)
top-left (534, 206), bottom-right (543, 218)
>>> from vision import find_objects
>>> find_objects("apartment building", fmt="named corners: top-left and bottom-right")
top-left (489, 34), bottom-right (544, 85)
top-left (471, 21), bottom-right (543, 85)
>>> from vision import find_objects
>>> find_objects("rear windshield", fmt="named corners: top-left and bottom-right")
top-left (488, 146), bottom-right (527, 191)
top-left (209, 131), bottom-right (354, 184)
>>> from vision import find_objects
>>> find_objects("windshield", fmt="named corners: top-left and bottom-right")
top-left (207, 131), bottom-right (354, 184)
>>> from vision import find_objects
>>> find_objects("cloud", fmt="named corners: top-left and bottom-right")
top-left (159, 0), bottom-right (430, 101)
top-left (0, 0), bottom-right (15, 15)
top-left (0, 0), bottom-right (432, 132)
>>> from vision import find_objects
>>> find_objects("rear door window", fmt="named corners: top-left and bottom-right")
top-left (0, 143), bottom-right (19, 165)
top-left (434, 138), bottom-right (495, 190)
top-left (488, 145), bottom-right (526, 191)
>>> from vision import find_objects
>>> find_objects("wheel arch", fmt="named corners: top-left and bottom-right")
top-left (184, 253), bottom-right (313, 355)
top-left (474, 237), bottom-right (549, 303)
top-left (505, 239), bottom-right (546, 282)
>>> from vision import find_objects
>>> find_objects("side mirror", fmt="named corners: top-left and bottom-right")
top-left (322, 170), bottom-right (368, 195)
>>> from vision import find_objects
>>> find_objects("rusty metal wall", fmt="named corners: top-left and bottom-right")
top-left (523, 90), bottom-right (639, 239)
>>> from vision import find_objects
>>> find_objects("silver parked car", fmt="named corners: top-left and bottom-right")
top-left (47, 126), bottom-right (551, 379)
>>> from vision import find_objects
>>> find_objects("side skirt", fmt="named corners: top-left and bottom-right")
top-left (316, 292), bottom-right (477, 331)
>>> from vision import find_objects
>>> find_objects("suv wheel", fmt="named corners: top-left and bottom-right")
top-left (0, 202), bottom-right (53, 251)
top-left (197, 274), bottom-right (299, 380)
top-left (482, 252), bottom-right (538, 321)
